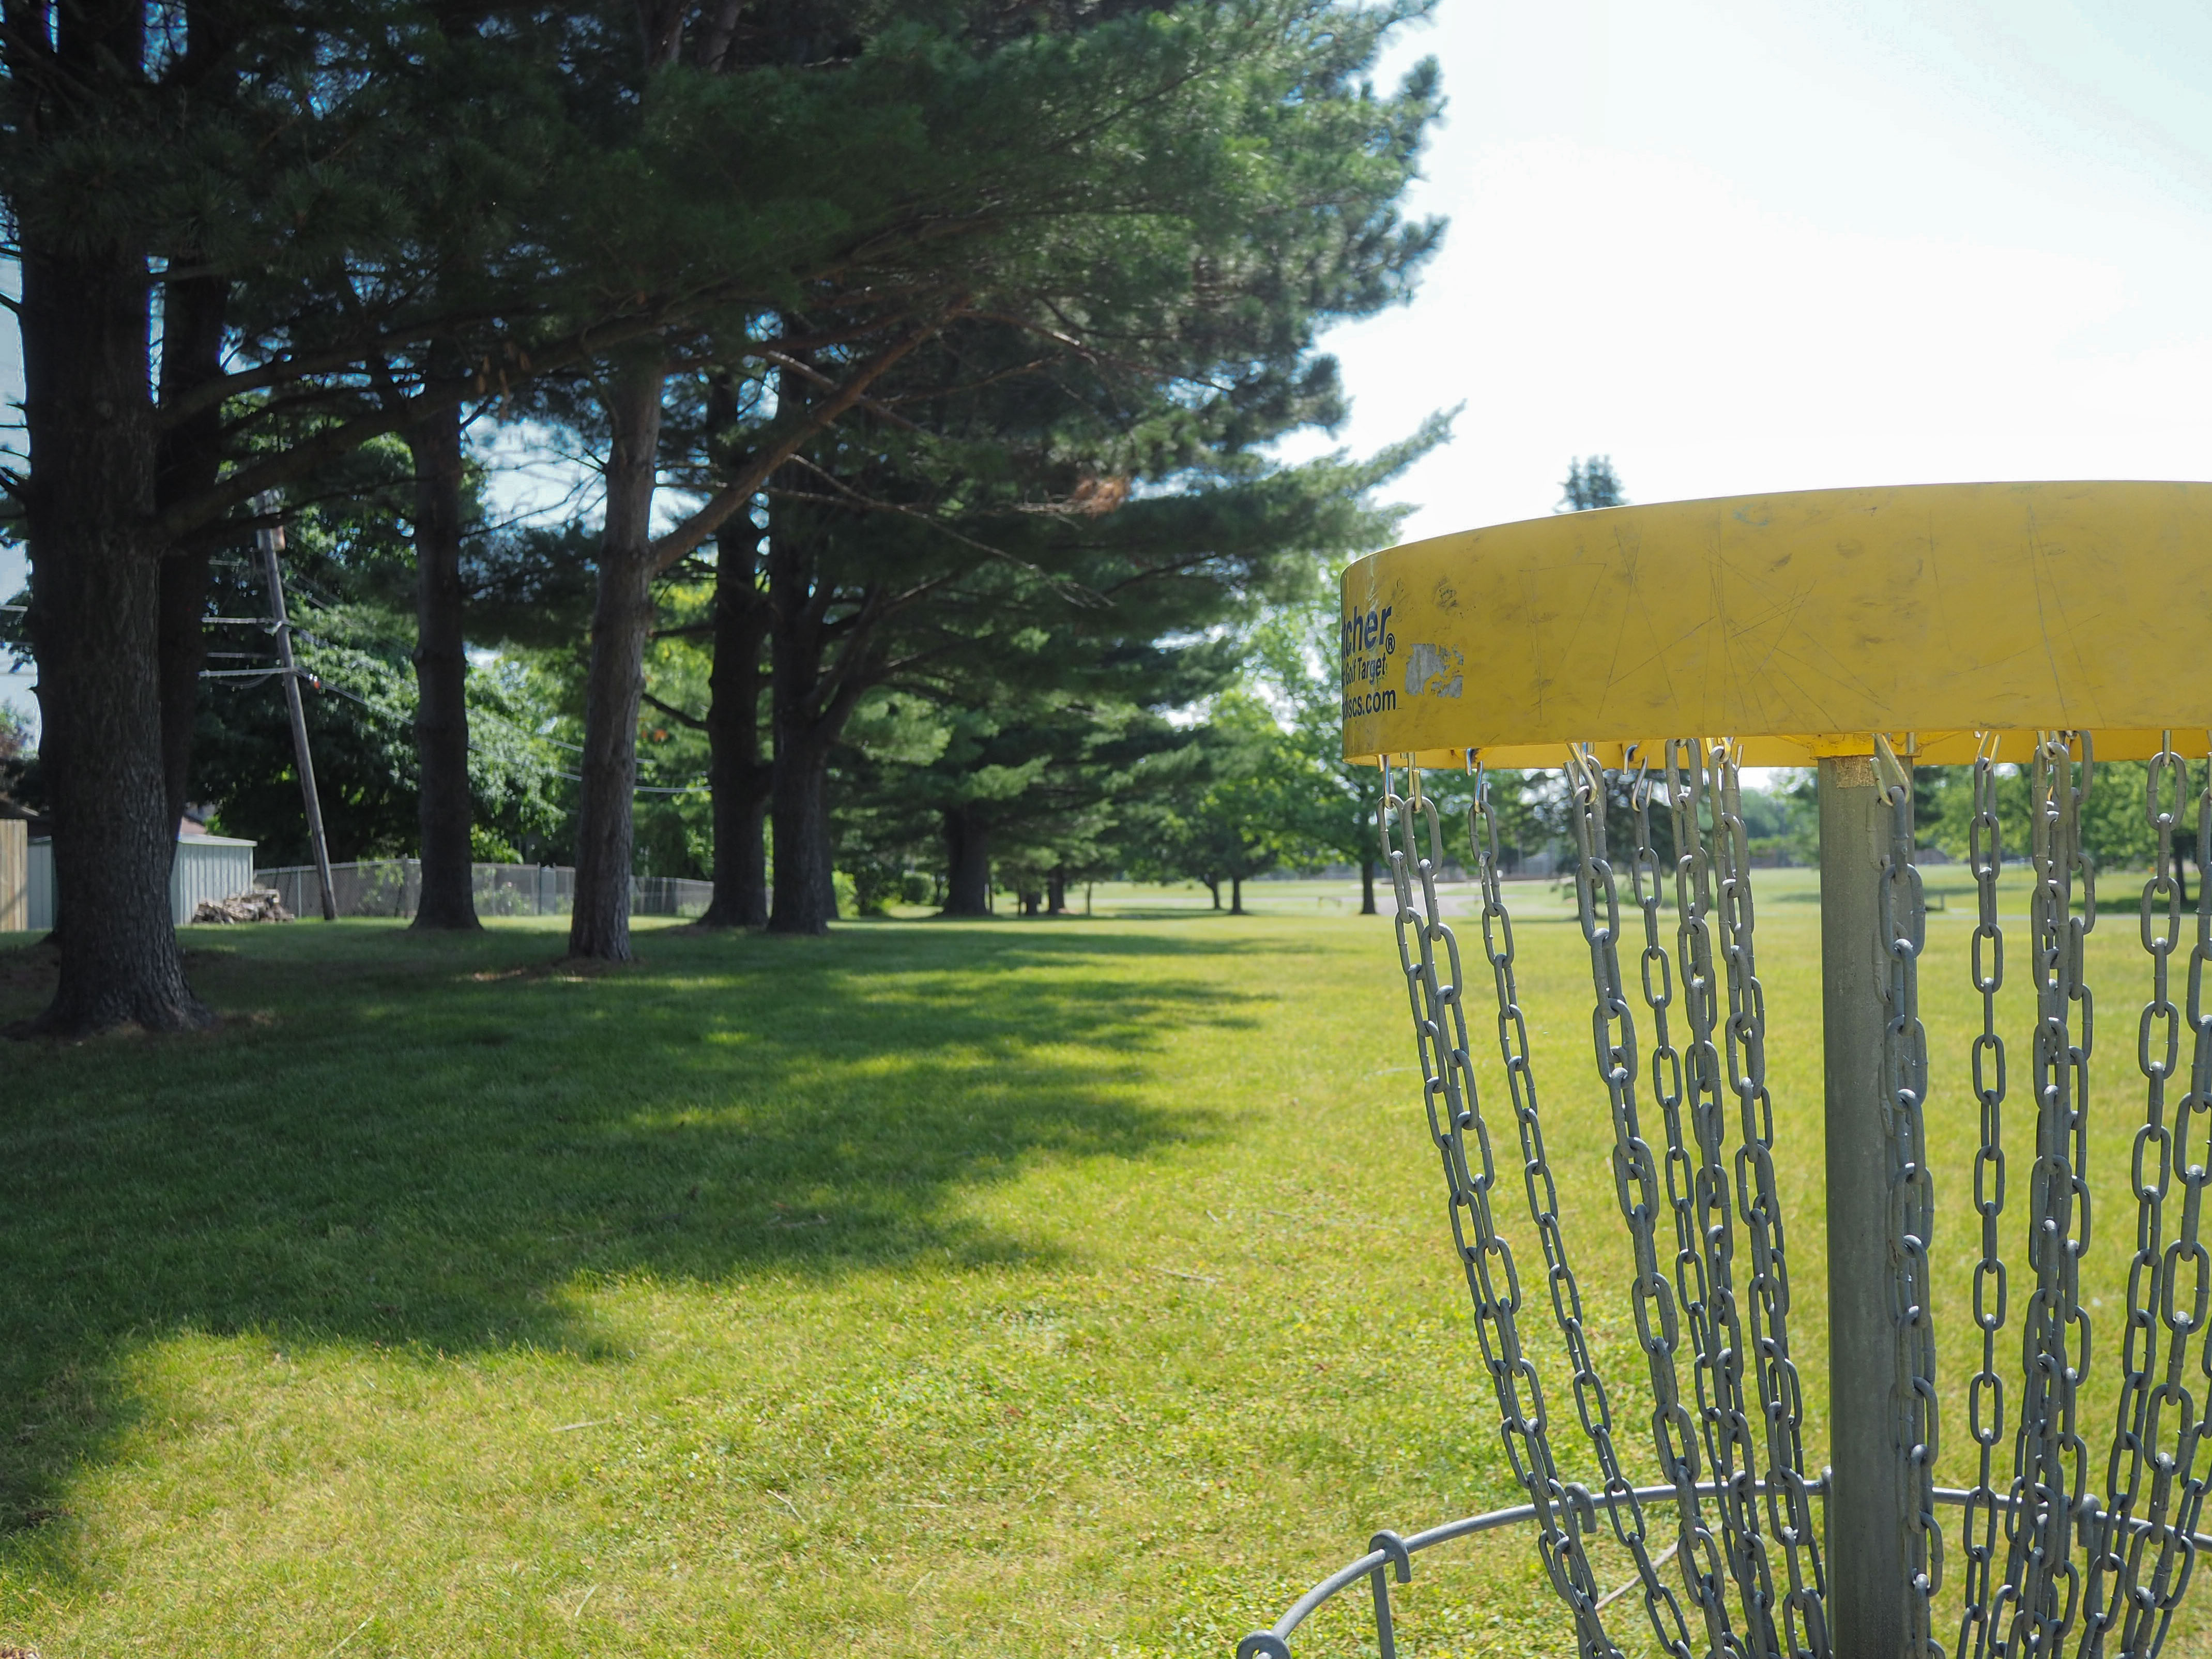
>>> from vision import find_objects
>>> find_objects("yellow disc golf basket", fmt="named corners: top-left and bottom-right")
top-left (1241, 482), bottom-right (2212, 1659)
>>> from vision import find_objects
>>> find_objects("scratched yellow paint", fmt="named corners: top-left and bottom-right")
top-left (1338, 480), bottom-right (2212, 767)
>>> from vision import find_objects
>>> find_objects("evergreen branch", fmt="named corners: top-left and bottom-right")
top-left (872, 355), bottom-right (1056, 405)
top-left (757, 351), bottom-right (921, 432)
top-left (771, 458), bottom-right (1075, 595)
top-left (161, 308), bottom-right (516, 427)
top-left (156, 302), bottom-right (708, 541)
top-left (648, 319), bottom-right (944, 573)
top-left (640, 692), bottom-right (708, 732)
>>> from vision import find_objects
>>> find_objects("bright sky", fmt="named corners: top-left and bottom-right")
top-left (9, 0), bottom-right (2212, 724)
top-left (1327, 0), bottom-right (2212, 539)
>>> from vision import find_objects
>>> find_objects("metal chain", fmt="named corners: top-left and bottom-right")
top-left (1874, 736), bottom-right (1943, 1656)
top-left (1378, 760), bottom-right (1623, 1657)
top-left (2001, 732), bottom-right (2098, 1654)
top-left (1482, 753), bottom-right (1699, 1657)
top-left (1712, 747), bottom-right (1828, 1657)
top-left (1657, 743), bottom-right (1783, 1653)
top-left (1961, 739), bottom-right (2013, 1659)
top-left (1372, 735), bottom-right (2212, 1659)
top-left (1629, 752), bottom-right (1752, 1657)
top-left (2138, 750), bottom-right (2212, 1648)
top-left (2147, 751), bottom-right (2212, 1646)
top-left (2079, 739), bottom-right (2211, 1659)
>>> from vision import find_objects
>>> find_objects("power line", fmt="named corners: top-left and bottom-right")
top-left (248, 662), bottom-right (708, 796)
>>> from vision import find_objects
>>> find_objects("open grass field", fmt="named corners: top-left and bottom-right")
top-left (1, 870), bottom-right (2209, 1656)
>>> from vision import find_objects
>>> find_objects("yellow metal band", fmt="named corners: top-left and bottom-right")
top-left (1339, 480), bottom-right (2212, 764)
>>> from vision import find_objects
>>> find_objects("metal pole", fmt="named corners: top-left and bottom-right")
top-left (256, 500), bottom-right (337, 921)
top-left (1819, 753), bottom-right (1906, 1655)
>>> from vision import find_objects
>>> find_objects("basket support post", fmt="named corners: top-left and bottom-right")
top-left (1818, 754), bottom-right (1910, 1656)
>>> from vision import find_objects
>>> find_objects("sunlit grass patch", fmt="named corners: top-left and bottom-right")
top-left (0, 882), bottom-right (2206, 1655)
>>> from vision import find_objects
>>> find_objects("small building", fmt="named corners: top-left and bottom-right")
top-left (22, 825), bottom-right (258, 931)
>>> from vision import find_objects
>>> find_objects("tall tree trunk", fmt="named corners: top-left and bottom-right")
top-left (698, 519), bottom-right (770, 928)
top-left (764, 514), bottom-right (830, 935)
top-left (1360, 857), bottom-right (1378, 915)
top-left (1046, 868), bottom-right (1066, 914)
top-left (942, 807), bottom-right (990, 917)
top-left (813, 787), bottom-right (837, 922)
top-left (568, 347), bottom-right (666, 961)
top-left (154, 271), bottom-right (228, 844)
top-left (18, 238), bottom-right (208, 1034)
top-left (768, 737), bottom-right (835, 934)
top-left (409, 398), bottom-right (480, 931)
top-left (1231, 873), bottom-right (1244, 915)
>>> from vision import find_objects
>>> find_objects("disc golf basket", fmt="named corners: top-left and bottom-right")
top-left (1241, 483), bottom-right (2212, 1659)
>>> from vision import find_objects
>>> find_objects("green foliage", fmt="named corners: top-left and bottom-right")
top-left (632, 582), bottom-right (717, 880)
top-left (1247, 601), bottom-right (1381, 873)
top-left (1921, 759), bottom-right (2204, 875)
top-left (194, 602), bottom-right (568, 865)
top-left (181, 432), bottom-right (570, 864)
top-left (1558, 455), bottom-right (1627, 512)
top-left (0, 704), bottom-right (32, 815)
top-left (1137, 692), bottom-right (1318, 901)
top-left (1743, 772), bottom-right (1819, 866)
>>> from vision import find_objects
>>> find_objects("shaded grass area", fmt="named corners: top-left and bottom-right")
top-left (0, 888), bottom-right (2207, 1656)
top-left (0, 915), bottom-right (1553, 1657)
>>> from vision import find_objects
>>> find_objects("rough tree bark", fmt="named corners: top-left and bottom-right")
top-left (19, 233), bottom-right (209, 1033)
top-left (408, 398), bottom-right (481, 930)
top-left (154, 271), bottom-right (229, 843)
top-left (565, 336), bottom-right (925, 953)
top-left (941, 806), bottom-right (991, 917)
top-left (768, 737), bottom-right (836, 933)
top-left (568, 347), bottom-right (666, 961)
top-left (765, 520), bottom-right (841, 936)
top-left (696, 505), bottom-right (770, 929)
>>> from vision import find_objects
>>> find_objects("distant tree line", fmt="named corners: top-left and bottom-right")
top-left (1, 0), bottom-right (1446, 1033)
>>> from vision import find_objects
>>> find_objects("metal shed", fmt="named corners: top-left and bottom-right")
top-left (24, 831), bottom-right (260, 931)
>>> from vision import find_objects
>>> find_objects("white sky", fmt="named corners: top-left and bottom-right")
top-left (10, 0), bottom-right (2212, 724)
top-left (1323, 0), bottom-right (2212, 538)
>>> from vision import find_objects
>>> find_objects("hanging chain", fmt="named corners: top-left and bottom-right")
top-left (1712, 747), bottom-right (1827, 1657)
top-left (1629, 753), bottom-right (1751, 1657)
top-left (1379, 760), bottom-right (1623, 1658)
top-left (1961, 740), bottom-right (2012, 1659)
top-left (1372, 735), bottom-right (2212, 1659)
top-left (1657, 743), bottom-right (1784, 1653)
top-left (2133, 747), bottom-right (2212, 1649)
top-left (2078, 738), bottom-right (2212, 1659)
top-left (2001, 733), bottom-right (2099, 1654)
top-left (1475, 755), bottom-right (1698, 1657)
top-left (1874, 736), bottom-right (1943, 1655)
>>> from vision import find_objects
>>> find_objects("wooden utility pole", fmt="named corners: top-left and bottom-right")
top-left (255, 499), bottom-right (337, 920)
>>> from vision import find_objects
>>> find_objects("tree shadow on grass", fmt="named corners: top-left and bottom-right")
top-left (0, 919), bottom-right (1261, 1540)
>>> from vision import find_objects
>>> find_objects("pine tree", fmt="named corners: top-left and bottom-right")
top-left (1559, 455), bottom-right (1628, 512)
top-left (546, 0), bottom-right (1445, 955)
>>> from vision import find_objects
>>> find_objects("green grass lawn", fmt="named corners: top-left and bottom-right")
top-left (1, 874), bottom-right (2209, 1656)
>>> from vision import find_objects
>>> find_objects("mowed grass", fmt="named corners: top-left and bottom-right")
top-left (0, 873), bottom-right (2208, 1657)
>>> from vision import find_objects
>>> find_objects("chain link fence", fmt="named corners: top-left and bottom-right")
top-left (255, 861), bottom-right (711, 921)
